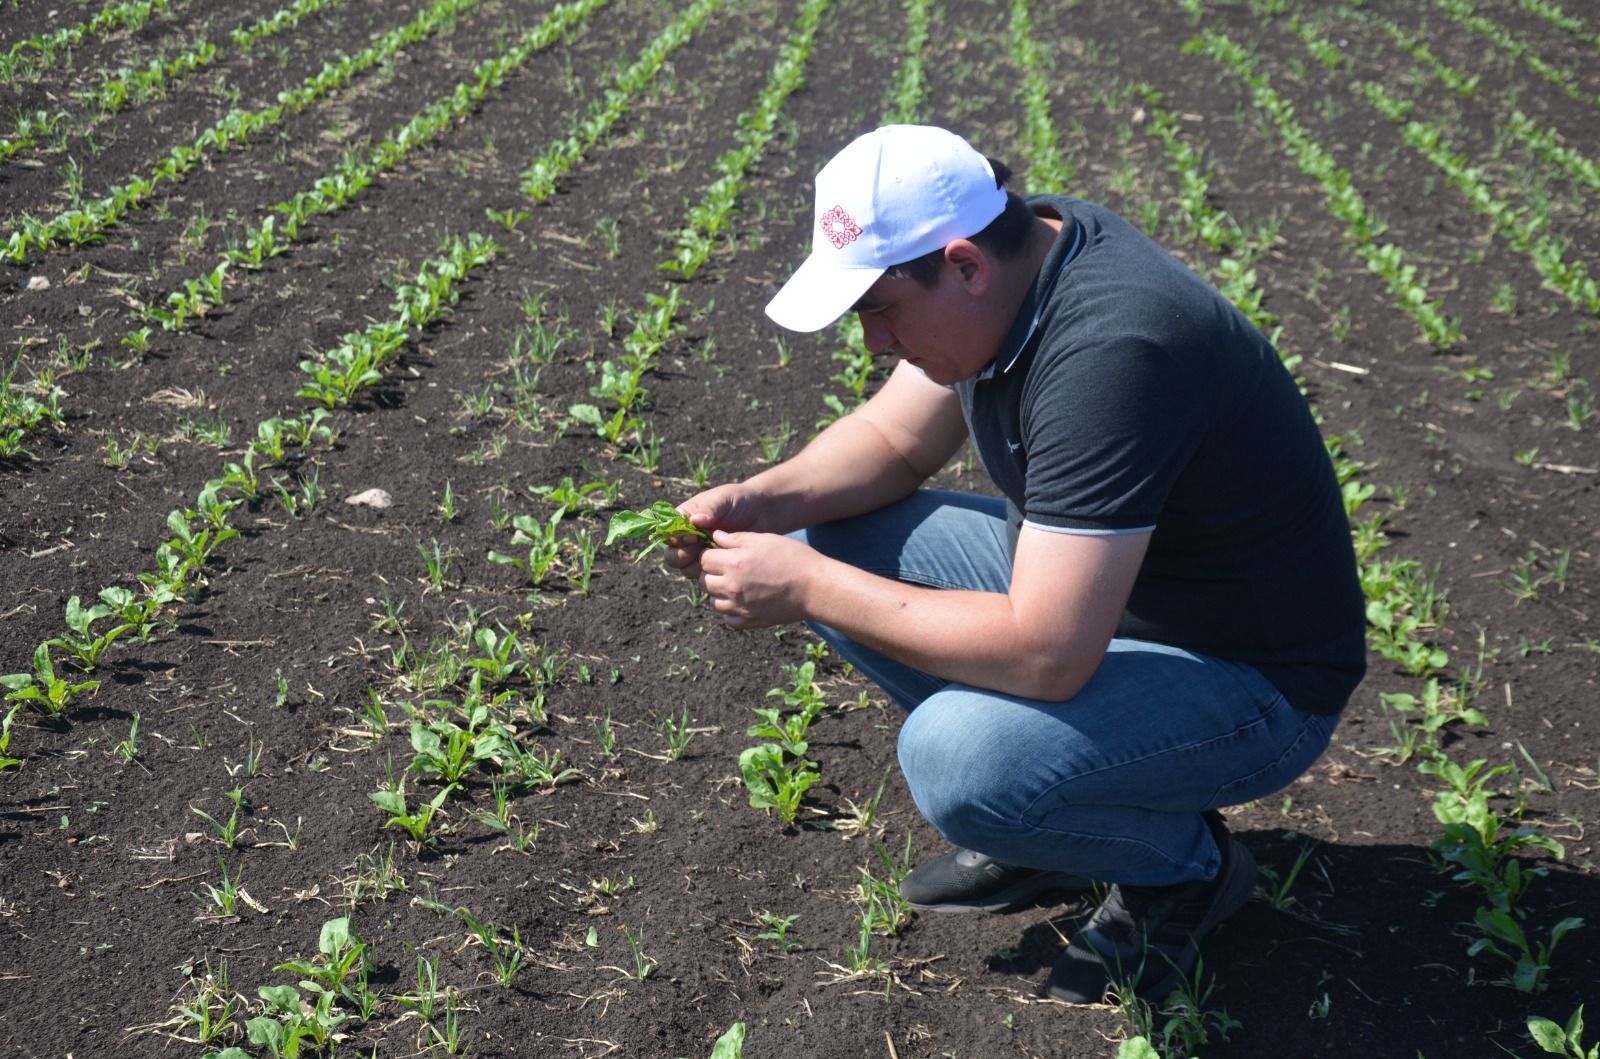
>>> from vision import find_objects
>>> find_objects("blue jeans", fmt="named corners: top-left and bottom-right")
top-left (795, 490), bottom-right (1339, 888)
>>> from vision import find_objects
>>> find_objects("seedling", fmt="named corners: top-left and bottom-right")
top-left (567, 528), bottom-right (598, 595)
top-left (342, 843), bottom-right (407, 908)
top-left (192, 786), bottom-right (247, 848)
top-left (757, 417), bottom-right (794, 464)
top-left (835, 769), bottom-right (890, 839)
top-left (465, 626), bottom-right (524, 684)
top-left (416, 537), bottom-right (458, 591)
top-left (739, 743), bottom-right (818, 826)
top-left (1529, 1006), bottom-right (1597, 1058)
top-left (275, 916), bottom-right (371, 1005)
top-left (1256, 839), bottom-right (1318, 910)
top-left (369, 782), bottom-right (452, 844)
top-left (530, 475), bottom-right (607, 517)
top-left (430, 992), bottom-right (467, 1054)
top-left (593, 707), bottom-right (618, 759)
top-left (113, 713), bottom-right (140, 763)
top-left (175, 960), bottom-right (237, 1044)
top-left (765, 660), bottom-right (826, 719)
top-left (619, 925), bottom-right (656, 980)
top-left (499, 739), bottom-right (579, 789)
top-left (1110, 955), bottom-right (1240, 1059)
top-left (435, 905), bottom-right (525, 988)
top-left (657, 705), bottom-right (695, 760)
top-left (1378, 678), bottom-right (1487, 763)
top-left (2, 643), bottom-right (101, 717)
top-left (393, 952), bottom-right (443, 1020)
top-left (436, 480), bottom-right (459, 522)
top-left (246, 981), bottom-right (347, 1057)
top-left (488, 511), bottom-right (564, 586)
top-left (1470, 908), bottom-right (1583, 993)
top-left (194, 857), bottom-right (243, 917)
top-left (605, 501), bottom-right (710, 562)
top-left (408, 710), bottom-right (508, 786)
top-left (857, 835), bottom-right (915, 935)
top-left (485, 206), bottom-right (530, 231)
top-left (754, 912), bottom-right (800, 954)
top-left (48, 594), bottom-right (134, 671)
top-left (0, 705), bottom-right (22, 772)
top-left (710, 1024), bottom-right (747, 1058)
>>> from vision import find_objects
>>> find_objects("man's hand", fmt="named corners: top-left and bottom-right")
top-left (662, 483), bottom-right (769, 579)
top-left (697, 530), bottom-right (819, 629)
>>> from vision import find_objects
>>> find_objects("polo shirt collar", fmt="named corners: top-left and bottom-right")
top-left (976, 204), bottom-right (1084, 382)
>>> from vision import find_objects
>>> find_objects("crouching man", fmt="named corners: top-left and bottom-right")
top-left (666, 125), bottom-right (1365, 1003)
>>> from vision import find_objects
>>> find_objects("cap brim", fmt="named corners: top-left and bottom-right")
top-left (763, 253), bottom-right (883, 333)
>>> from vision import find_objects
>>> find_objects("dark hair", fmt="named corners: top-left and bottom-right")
top-left (883, 158), bottom-right (1036, 288)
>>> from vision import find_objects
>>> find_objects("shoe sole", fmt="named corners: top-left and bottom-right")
top-left (908, 870), bottom-right (1093, 914)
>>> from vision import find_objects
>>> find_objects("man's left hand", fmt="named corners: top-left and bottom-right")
top-left (697, 530), bottom-right (817, 628)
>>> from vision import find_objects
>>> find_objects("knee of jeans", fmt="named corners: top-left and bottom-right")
top-left (789, 525), bottom-right (849, 568)
top-left (897, 699), bottom-right (1017, 848)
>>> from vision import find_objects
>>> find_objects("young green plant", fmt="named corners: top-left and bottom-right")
top-left (605, 501), bottom-right (711, 562)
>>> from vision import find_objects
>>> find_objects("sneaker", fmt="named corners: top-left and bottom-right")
top-left (900, 847), bottom-right (1094, 913)
top-left (1046, 815), bottom-right (1255, 1004)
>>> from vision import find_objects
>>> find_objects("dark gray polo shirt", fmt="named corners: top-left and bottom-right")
top-left (953, 195), bottom-right (1366, 715)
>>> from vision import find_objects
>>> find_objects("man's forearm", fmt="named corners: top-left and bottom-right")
top-left (801, 555), bottom-right (1101, 702)
top-left (741, 412), bottom-right (935, 534)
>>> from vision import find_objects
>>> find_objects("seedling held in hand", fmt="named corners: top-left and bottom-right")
top-left (605, 500), bottom-right (712, 562)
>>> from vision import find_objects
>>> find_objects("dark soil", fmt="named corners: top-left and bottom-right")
top-left (2, 1), bottom-right (1596, 1057)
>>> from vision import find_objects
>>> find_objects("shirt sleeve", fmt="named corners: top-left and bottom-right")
top-left (1020, 335), bottom-right (1208, 534)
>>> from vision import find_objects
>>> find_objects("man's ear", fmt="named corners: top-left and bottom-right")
top-left (943, 239), bottom-right (991, 295)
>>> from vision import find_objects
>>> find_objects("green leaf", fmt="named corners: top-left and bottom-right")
top-left (256, 983), bottom-right (300, 1013)
top-left (1528, 1016), bottom-right (1567, 1053)
top-left (246, 1016), bottom-right (285, 1052)
top-left (709, 1022), bottom-right (746, 1059)
top-left (319, 916), bottom-right (351, 957)
top-left (603, 510), bottom-right (654, 545)
top-left (368, 789), bottom-right (406, 815)
top-left (738, 744), bottom-right (783, 811)
top-left (1116, 1038), bottom-right (1162, 1059)
top-left (1549, 916), bottom-right (1584, 948)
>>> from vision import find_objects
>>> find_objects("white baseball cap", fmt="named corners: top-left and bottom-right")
top-left (764, 125), bottom-right (1008, 333)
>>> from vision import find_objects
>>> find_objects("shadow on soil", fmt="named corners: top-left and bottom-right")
top-left (986, 838), bottom-right (1594, 1058)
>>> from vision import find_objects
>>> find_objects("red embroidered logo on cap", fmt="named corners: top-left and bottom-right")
top-left (820, 205), bottom-right (862, 249)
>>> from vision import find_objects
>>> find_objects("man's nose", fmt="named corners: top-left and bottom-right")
top-left (859, 313), bottom-right (893, 355)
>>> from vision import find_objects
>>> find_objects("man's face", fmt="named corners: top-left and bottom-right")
top-left (850, 263), bottom-right (992, 385)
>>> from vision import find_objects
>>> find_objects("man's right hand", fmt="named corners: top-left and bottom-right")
top-left (663, 482), bottom-right (769, 579)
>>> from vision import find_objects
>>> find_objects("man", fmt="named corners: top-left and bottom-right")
top-left (665, 125), bottom-right (1365, 1004)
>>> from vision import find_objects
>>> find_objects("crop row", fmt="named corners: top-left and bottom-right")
top-left (2, 233), bottom-right (499, 754)
top-left (570, 0), bottom-right (828, 462)
top-left (1007, 0), bottom-right (1072, 193)
top-left (1184, 21), bottom-right (1462, 350)
top-left (2, 0), bottom-right (483, 264)
top-left (1515, 0), bottom-right (1600, 48)
top-left (1274, 13), bottom-right (1599, 316)
top-left (1351, 6), bottom-right (1600, 201)
top-left (152, 13), bottom-right (872, 1032)
top-left (519, 0), bottom-right (725, 202)
top-left (0, 0), bottom-right (347, 165)
top-left (131, 0), bottom-right (609, 336)
top-left (0, 0), bottom-right (172, 83)
top-left (1435, 0), bottom-right (1599, 109)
